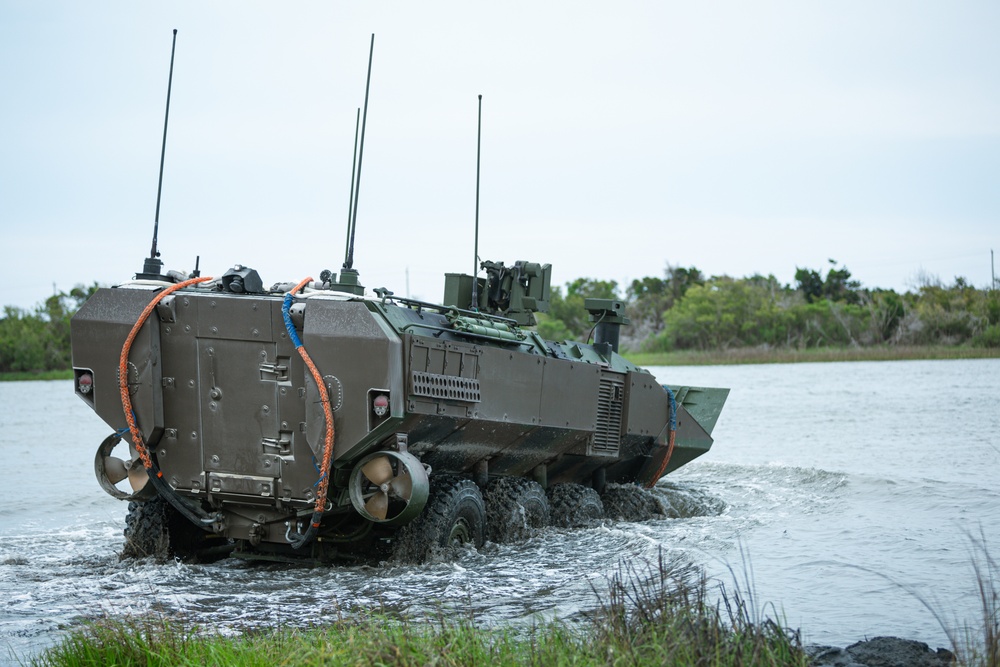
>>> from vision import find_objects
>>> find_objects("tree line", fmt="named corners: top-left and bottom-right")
top-left (535, 261), bottom-right (1000, 353)
top-left (2, 265), bottom-right (998, 374)
top-left (0, 285), bottom-right (99, 373)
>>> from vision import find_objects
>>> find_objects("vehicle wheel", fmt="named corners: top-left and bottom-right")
top-left (601, 482), bottom-right (665, 522)
top-left (391, 476), bottom-right (486, 563)
top-left (485, 477), bottom-right (549, 543)
top-left (122, 495), bottom-right (232, 563)
top-left (547, 483), bottom-right (604, 528)
top-left (122, 497), bottom-right (170, 561)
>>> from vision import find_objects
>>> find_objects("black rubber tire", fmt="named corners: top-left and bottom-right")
top-left (391, 476), bottom-right (486, 563)
top-left (547, 483), bottom-right (604, 528)
top-left (122, 495), bottom-right (232, 563)
top-left (122, 497), bottom-right (170, 561)
top-left (484, 477), bottom-right (549, 543)
top-left (600, 482), bottom-right (665, 522)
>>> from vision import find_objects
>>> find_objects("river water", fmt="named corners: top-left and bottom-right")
top-left (1, 359), bottom-right (998, 663)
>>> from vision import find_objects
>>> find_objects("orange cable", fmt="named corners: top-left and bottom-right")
top-left (119, 276), bottom-right (214, 472)
top-left (646, 428), bottom-right (677, 489)
top-left (288, 278), bottom-right (336, 518)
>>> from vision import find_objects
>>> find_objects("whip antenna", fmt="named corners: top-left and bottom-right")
top-left (343, 107), bottom-right (361, 266)
top-left (470, 94), bottom-right (483, 310)
top-left (345, 33), bottom-right (374, 271)
top-left (139, 29), bottom-right (179, 280)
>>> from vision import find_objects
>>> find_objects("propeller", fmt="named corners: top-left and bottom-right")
top-left (359, 454), bottom-right (412, 520)
top-left (364, 489), bottom-right (389, 520)
top-left (349, 450), bottom-right (429, 525)
top-left (361, 456), bottom-right (393, 487)
top-left (103, 452), bottom-right (150, 492)
top-left (127, 460), bottom-right (151, 493)
top-left (94, 434), bottom-right (157, 501)
top-left (104, 455), bottom-right (129, 484)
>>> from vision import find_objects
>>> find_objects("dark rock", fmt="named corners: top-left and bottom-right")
top-left (806, 645), bottom-right (868, 667)
top-left (844, 636), bottom-right (954, 667)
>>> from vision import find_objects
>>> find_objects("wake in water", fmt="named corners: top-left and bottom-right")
top-left (1, 479), bottom-right (731, 663)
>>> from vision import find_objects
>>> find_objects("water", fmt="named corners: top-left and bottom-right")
top-left (1, 359), bottom-right (998, 663)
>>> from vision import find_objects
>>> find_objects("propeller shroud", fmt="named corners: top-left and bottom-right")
top-left (348, 450), bottom-right (429, 526)
top-left (94, 433), bottom-right (157, 501)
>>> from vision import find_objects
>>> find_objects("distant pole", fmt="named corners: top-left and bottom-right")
top-left (992, 249), bottom-right (996, 290)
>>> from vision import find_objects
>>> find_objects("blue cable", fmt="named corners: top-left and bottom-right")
top-left (662, 385), bottom-right (677, 432)
top-left (282, 293), bottom-right (304, 349)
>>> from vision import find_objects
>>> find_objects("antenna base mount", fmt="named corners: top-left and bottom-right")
top-left (330, 268), bottom-right (365, 296)
top-left (136, 256), bottom-right (164, 281)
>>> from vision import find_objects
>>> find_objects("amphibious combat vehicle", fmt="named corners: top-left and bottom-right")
top-left (69, 32), bottom-right (729, 564)
top-left (71, 258), bottom-right (728, 562)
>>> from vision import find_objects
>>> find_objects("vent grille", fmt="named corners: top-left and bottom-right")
top-left (412, 371), bottom-right (481, 403)
top-left (590, 376), bottom-right (624, 456)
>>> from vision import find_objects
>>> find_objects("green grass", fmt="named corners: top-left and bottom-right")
top-left (0, 369), bottom-right (73, 382)
top-left (624, 345), bottom-right (1000, 367)
top-left (922, 531), bottom-right (1000, 667)
top-left (3, 346), bottom-right (998, 380)
top-left (31, 554), bottom-right (811, 667)
top-left (31, 616), bottom-right (541, 667)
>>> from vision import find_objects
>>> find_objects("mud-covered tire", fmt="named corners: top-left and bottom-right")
top-left (122, 497), bottom-right (170, 561)
top-left (485, 477), bottom-right (549, 543)
top-left (122, 495), bottom-right (232, 563)
top-left (391, 476), bottom-right (486, 563)
top-left (547, 483), bottom-right (604, 528)
top-left (601, 482), bottom-right (665, 522)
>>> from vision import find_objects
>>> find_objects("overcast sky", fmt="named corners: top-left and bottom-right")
top-left (1, 1), bottom-right (997, 310)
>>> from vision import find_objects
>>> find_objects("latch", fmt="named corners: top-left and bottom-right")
top-left (262, 432), bottom-right (293, 457)
top-left (259, 360), bottom-right (290, 382)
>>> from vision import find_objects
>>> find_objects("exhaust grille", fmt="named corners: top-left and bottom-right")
top-left (589, 376), bottom-right (624, 456)
top-left (411, 371), bottom-right (481, 403)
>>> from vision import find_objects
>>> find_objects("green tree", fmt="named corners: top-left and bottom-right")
top-left (900, 276), bottom-right (990, 345)
top-left (0, 306), bottom-right (47, 372)
top-left (0, 283), bottom-right (100, 373)
top-left (796, 260), bottom-right (861, 304)
top-left (622, 265), bottom-right (704, 351)
top-left (861, 289), bottom-right (905, 344)
top-left (823, 260), bottom-right (861, 305)
top-left (658, 275), bottom-right (797, 350)
top-left (794, 268), bottom-right (823, 303)
top-left (535, 278), bottom-right (619, 342)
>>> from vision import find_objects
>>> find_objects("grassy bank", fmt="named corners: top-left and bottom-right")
top-left (624, 345), bottom-right (1000, 367)
top-left (5, 346), bottom-right (998, 382)
top-left (30, 561), bottom-right (1000, 667)
top-left (0, 369), bottom-right (73, 382)
top-left (32, 557), bottom-right (810, 667)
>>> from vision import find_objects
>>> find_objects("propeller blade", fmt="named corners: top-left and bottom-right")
top-left (128, 465), bottom-right (150, 493)
top-left (365, 491), bottom-right (389, 520)
top-left (361, 456), bottom-right (393, 486)
top-left (390, 471), bottom-right (413, 501)
top-left (104, 456), bottom-right (129, 484)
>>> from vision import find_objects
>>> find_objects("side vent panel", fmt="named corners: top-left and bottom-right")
top-left (589, 374), bottom-right (624, 456)
top-left (412, 372), bottom-right (481, 403)
top-left (408, 338), bottom-right (483, 405)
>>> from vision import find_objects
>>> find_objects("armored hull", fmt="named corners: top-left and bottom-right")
top-left (71, 269), bottom-right (728, 562)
